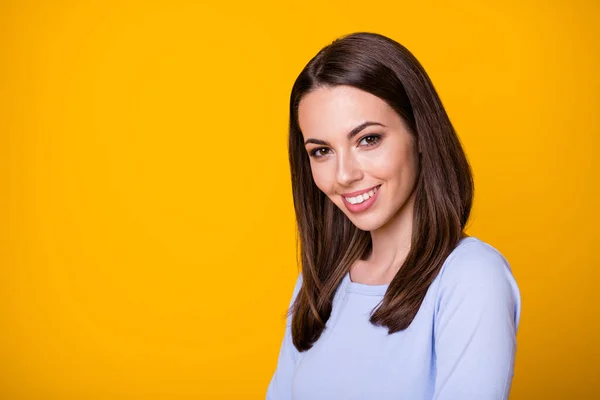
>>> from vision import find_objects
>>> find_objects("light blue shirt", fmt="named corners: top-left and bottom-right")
top-left (266, 237), bottom-right (521, 399)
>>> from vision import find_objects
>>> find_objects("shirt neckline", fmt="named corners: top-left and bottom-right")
top-left (342, 236), bottom-right (477, 296)
top-left (343, 271), bottom-right (389, 296)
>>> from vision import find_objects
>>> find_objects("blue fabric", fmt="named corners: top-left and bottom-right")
top-left (266, 237), bottom-right (521, 400)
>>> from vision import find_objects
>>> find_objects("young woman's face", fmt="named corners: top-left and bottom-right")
top-left (298, 85), bottom-right (420, 232)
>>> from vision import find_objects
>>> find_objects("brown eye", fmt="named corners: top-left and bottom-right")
top-left (360, 134), bottom-right (382, 147)
top-left (310, 147), bottom-right (330, 158)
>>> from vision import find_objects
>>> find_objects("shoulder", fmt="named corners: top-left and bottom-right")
top-left (437, 237), bottom-right (514, 288)
top-left (434, 237), bottom-right (521, 315)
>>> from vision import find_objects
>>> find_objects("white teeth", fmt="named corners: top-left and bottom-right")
top-left (344, 186), bottom-right (379, 205)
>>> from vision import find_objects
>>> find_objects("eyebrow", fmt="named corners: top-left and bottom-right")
top-left (303, 121), bottom-right (386, 146)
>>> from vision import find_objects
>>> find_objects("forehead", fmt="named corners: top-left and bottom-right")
top-left (298, 85), bottom-right (398, 138)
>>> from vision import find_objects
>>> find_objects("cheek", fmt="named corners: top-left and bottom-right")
top-left (375, 145), bottom-right (419, 184)
top-left (362, 148), bottom-right (400, 178)
top-left (310, 163), bottom-right (334, 194)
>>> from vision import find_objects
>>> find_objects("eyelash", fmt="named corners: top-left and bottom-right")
top-left (309, 134), bottom-right (382, 158)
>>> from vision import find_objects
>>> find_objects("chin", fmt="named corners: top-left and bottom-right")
top-left (351, 221), bottom-right (381, 232)
top-left (341, 211), bottom-right (387, 232)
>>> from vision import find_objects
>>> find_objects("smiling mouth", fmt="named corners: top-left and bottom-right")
top-left (343, 185), bottom-right (381, 205)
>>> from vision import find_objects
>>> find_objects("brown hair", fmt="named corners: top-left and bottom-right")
top-left (288, 32), bottom-right (473, 351)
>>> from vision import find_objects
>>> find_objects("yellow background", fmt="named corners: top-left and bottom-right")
top-left (1, 0), bottom-right (598, 398)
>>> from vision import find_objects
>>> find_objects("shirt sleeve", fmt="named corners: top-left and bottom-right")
top-left (266, 273), bottom-right (303, 400)
top-left (432, 242), bottom-right (521, 400)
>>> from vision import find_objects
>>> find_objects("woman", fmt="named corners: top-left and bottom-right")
top-left (267, 32), bottom-right (521, 400)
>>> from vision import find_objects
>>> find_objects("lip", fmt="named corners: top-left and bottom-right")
top-left (342, 184), bottom-right (381, 213)
top-left (341, 184), bottom-right (381, 197)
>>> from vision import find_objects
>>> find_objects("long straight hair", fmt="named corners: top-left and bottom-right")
top-left (288, 32), bottom-right (474, 352)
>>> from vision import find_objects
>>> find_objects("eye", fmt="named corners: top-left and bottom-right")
top-left (359, 134), bottom-right (382, 147)
top-left (309, 147), bottom-right (331, 158)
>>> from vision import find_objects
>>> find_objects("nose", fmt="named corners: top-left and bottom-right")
top-left (336, 151), bottom-right (363, 187)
